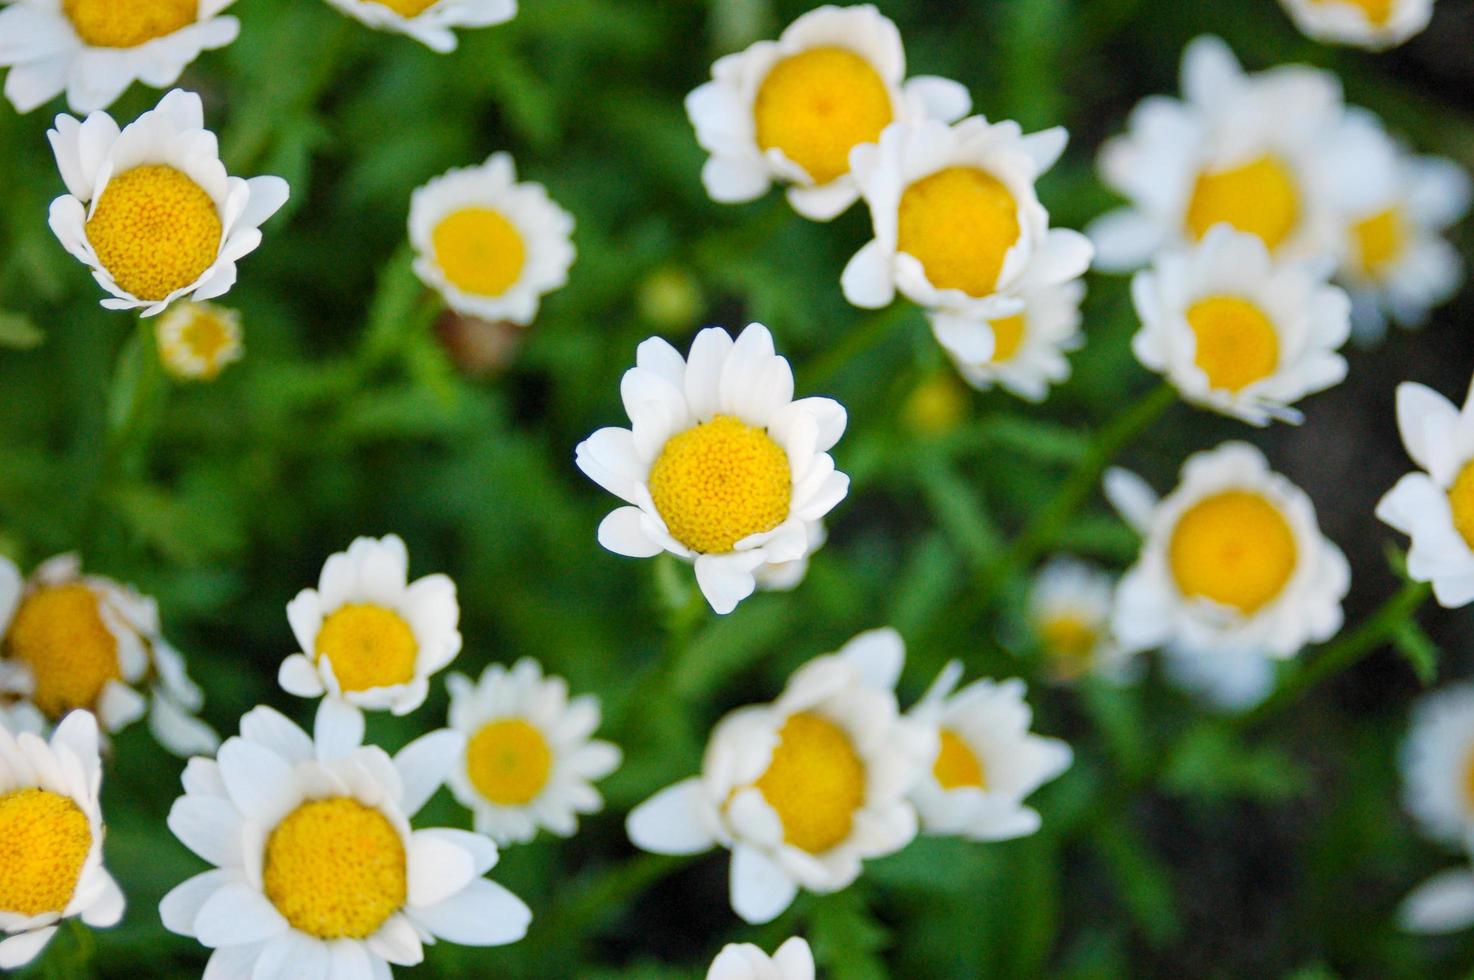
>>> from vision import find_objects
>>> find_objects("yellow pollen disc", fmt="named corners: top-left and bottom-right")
top-left (647, 415), bottom-right (792, 555)
top-left (0, 789), bottom-right (93, 918)
top-left (62, 0), bottom-right (196, 48)
top-left (263, 798), bottom-right (406, 941)
top-left (1446, 461), bottom-right (1474, 551)
top-left (1351, 207), bottom-right (1407, 279)
top-left (989, 313), bottom-right (1027, 363)
top-left (753, 46), bottom-right (894, 185)
top-left (1185, 295), bottom-right (1280, 393)
top-left (754, 712), bottom-right (866, 854)
top-left (1169, 491), bottom-right (1297, 613)
top-left (898, 167), bottom-right (1022, 298)
top-left (1039, 614), bottom-right (1098, 667)
top-left (86, 165), bottom-right (221, 303)
top-left (431, 207), bottom-right (527, 299)
top-left (315, 604), bottom-right (418, 693)
top-left (932, 729), bottom-right (986, 791)
top-left (466, 719), bottom-right (553, 806)
top-left (362, 0), bottom-right (439, 16)
top-left (1185, 155), bottom-right (1301, 252)
top-left (1312, 0), bottom-right (1394, 24)
top-left (4, 583), bottom-right (122, 719)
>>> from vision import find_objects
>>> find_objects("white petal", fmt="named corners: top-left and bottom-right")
top-left (413, 878), bottom-right (531, 946)
top-left (407, 831), bottom-right (476, 909)
top-left (394, 729), bottom-right (465, 817)
top-left (0, 927), bottom-right (57, 969)
top-left (193, 884), bottom-right (289, 947)
top-left (626, 779), bottom-right (716, 855)
top-left (841, 240), bottom-right (896, 309)
top-left (729, 845), bottom-right (798, 925)
top-left (313, 698), bottom-right (365, 761)
top-left (1401, 869), bottom-right (1474, 934)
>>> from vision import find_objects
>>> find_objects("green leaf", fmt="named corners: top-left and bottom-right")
top-left (1161, 724), bottom-right (1310, 802)
top-left (0, 310), bottom-right (43, 350)
top-left (810, 891), bottom-right (890, 980)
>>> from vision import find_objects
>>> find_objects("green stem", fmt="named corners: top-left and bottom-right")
top-left (79, 318), bottom-right (166, 548)
top-left (803, 303), bottom-right (916, 391)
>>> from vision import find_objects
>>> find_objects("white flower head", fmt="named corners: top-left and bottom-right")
top-left (575, 323), bottom-right (850, 615)
top-left (155, 300), bottom-right (243, 381)
top-left (409, 152), bottom-right (575, 325)
top-left (1401, 862), bottom-right (1474, 935)
top-left (626, 628), bottom-right (932, 924)
top-left (319, 0), bottom-right (516, 53)
top-left (1401, 684), bottom-right (1474, 849)
top-left (686, 3), bottom-right (971, 221)
top-left (0, 0), bottom-right (239, 114)
top-left (1279, 0), bottom-right (1435, 51)
top-left (708, 937), bottom-right (815, 980)
top-left (46, 89), bottom-right (290, 317)
top-left (1028, 558), bottom-right (1137, 684)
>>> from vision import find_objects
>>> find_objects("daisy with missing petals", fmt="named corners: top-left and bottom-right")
top-left (280, 534), bottom-right (461, 716)
top-left (1106, 443), bottom-right (1350, 710)
top-left (47, 89), bottom-right (289, 317)
top-left (1028, 558), bottom-right (1135, 684)
top-left (156, 301), bottom-right (242, 381)
top-left (1279, 0), bottom-right (1435, 51)
top-left (0, 0), bottom-right (239, 114)
top-left (1131, 226), bottom-right (1352, 426)
top-left (319, 0), bottom-right (515, 53)
top-left (445, 659), bottom-right (621, 845)
top-left (575, 323), bottom-right (849, 615)
top-left (409, 152), bottom-right (575, 326)
top-left (1401, 684), bottom-right (1474, 850)
top-left (708, 937), bottom-right (814, 980)
top-left (0, 554), bottom-right (218, 756)
top-left (627, 629), bottom-right (932, 924)
top-left (162, 703), bottom-right (531, 975)
top-left (0, 711), bottom-right (123, 969)
top-left (686, 3), bottom-right (970, 221)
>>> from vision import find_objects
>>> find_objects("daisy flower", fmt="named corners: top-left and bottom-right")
top-left (47, 89), bottom-right (289, 317)
top-left (708, 937), bottom-right (815, 980)
top-left (1279, 0), bottom-right (1435, 51)
top-left (0, 553), bottom-right (218, 757)
top-left (409, 152), bottom-right (575, 325)
top-left (626, 628), bottom-right (932, 924)
top-left (155, 300), bottom-right (242, 381)
top-left (1401, 684), bottom-right (1474, 848)
top-left (1130, 226), bottom-right (1352, 426)
top-left (162, 702), bottom-right (531, 976)
top-left (279, 534), bottom-right (461, 716)
top-left (0, 711), bottom-right (124, 970)
top-left (1105, 442), bottom-right (1350, 710)
top-left (685, 3), bottom-right (970, 221)
top-left (444, 658), bottom-right (621, 845)
top-left (1401, 859), bottom-right (1474, 935)
top-left (1027, 558), bottom-right (1136, 684)
top-left (319, 0), bottom-right (516, 53)
top-left (0, 0), bottom-right (239, 114)
top-left (575, 323), bottom-right (849, 615)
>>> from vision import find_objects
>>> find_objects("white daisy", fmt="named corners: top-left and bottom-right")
top-left (46, 88), bottom-right (290, 317)
top-left (0, 711), bottom-right (124, 970)
top-left (1279, 0), bottom-right (1435, 51)
top-left (1105, 442), bottom-right (1350, 710)
top-left (155, 300), bottom-right (242, 381)
top-left (708, 937), bottom-right (815, 980)
top-left (409, 152), bottom-right (575, 325)
top-left (685, 3), bottom-right (971, 221)
top-left (1401, 861), bottom-right (1474, 935)
top-left (0, 0), bottom-right (239, 114)
top-left (279, 534), bottom-right (461, 716)
top-left (162, 701), bottom-right (531, 976)
top-left (0, 553), bottom-right (218, 757)
top-left (1401, 684), bottom-right (1474, 848)
top-left (575, 323), bottom-right (850, 615)
top-left (1028, 558), bottom-right (1136, 684)
top-left (319, 0), bottom-right (515, 53)
top-left (626, 628), bottom-right (932, 924)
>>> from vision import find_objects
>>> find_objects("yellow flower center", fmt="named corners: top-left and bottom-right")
top-left (989, 313), bottom-right (1027, 363)
top-left (0, 789), bottom-right (93, 918)
top-left (86, 165), bottom-right (222, 302)
top-left (4, 583), bottom-right (122, 719)
top-left (362, 0), bottom-right (439, 16)
top-left (465, 719), bottom-right (553, 806)
top-left (159, 303), bottom-right (240, 380)
top-left (314, 604), bottom-right (418, 693)
top-left (647, 415), bottom-right (792, 555)
top-left (262, 798), bottom-right (406, 941)
top-left (1039, 614), bottom-right (1099, 669)
top-left (898, 167), bottom-right (1021, 298)
top-left (431, 207), bottom-right (527, 299)
top-left (753, 712), bottom-right (866, 854)
top-left (932, 729), bottom-right (986, 791)
top-left (62, 0), bottom-right (196, 48)
top-left (753, 46), bottom-right (894, 186)
top-left (1185, 156), bottom-right (1301, 252)
top-left (1351, 207), bottom-right (1407, 279)
top-left (903, 374), bottom-right (967, 435)
top-left (1185, 295), bottom-right (1280, 393)
top-left (1169, 491), bottom-right (1298, 613)
top-left (1311, 0), bottom-right (1394, 24)
top-left (1446, 461), bottom-right (1474, 551)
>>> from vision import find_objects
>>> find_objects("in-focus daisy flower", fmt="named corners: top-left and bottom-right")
top-left (708, 937), bottom-right (814, 980)
top-left (0, 711), bottom-right (123, 969)
top-left (319, 0), bottom-right (515, 53)
top-left (1401, 859), bottom-right (1474, 935)
top-left (626, 629), bottom-right (932, 924)
top-left (1130, 226), bottom-right (1352, 426)
top-left (162, 702), bottom-right (531, 975)
top-left (0, 0), bottom-right (239, 114)
top-left (685, 3), bottom-right (970, 221)
top-left (47, 89), bottom-right (289, 317)
top-left (279, 534), bottom-right (461, 716)
top-left (0, 554), bottom-right (218, 757)
top-left (1401, 684), bottom-right (1474, 848)
top-left (155, 301), bottom-right (242, 381)
top-left (575, 323), bottom-right (849, 615)
top-left (1279, 0), bottom-right (1435, 51)
top-left (409, 152), bottom-right (575, 325)
top-left (445, 659), bottom-right (621, 845)
top-left (1027, 558), bottom-right (1135, 684)
top-left (1105, 442), bottom-right (1350, 710)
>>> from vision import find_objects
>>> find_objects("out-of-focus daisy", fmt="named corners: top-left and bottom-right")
top-left (0, 0), bottom-right (239, 114)
top-left (1402, 860), bottom-right (1474, 935)
top-left (902, 371), bottom-right (968, 437)
top-left (155, 301), bottom-right (242, 381)
top-left (162, 702), bottom-right (531, 975)
top-left (0, 711), bottom-right (123, 970)
top-left (1401, 684), bottom-right (1474, 848)
top-left (1279, 0), bottom-right (1435, 51)
top-left (627, 629), bottom-right (931, 924)
top-left (686, 3), bottom-right (970, 221)
top-left (47, 89), bottom-right (289, 317)
top-left (575, 323), bottom-right (849, 615)
top-left (1130, 226), bottom-right (1351, 426)
top-left (279, 534), bottom-right (461, 716)
top-left (409, 152), bottom-right (575, 325)
top-left (1106, 443), bottom-right (1350, 710)
top-left (1028, 558), bottom-right (1136, 683)
top-left (0, 554), bottom-right (218, 757)
top-left (444, 659), bottom-right (621, 845)
top-left (319, 0), bottom-right (515, 53)
top-left (708, 937), bottom-right (814, 980)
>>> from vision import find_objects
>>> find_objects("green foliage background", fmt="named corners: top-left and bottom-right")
top-left (1, 0), bottom-right (1473, 976)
